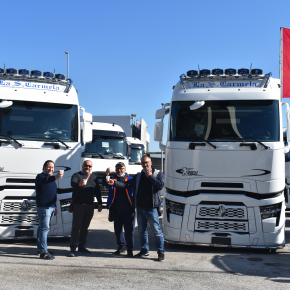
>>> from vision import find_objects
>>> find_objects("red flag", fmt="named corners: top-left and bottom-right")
top-left (281, 27), bottom-right (290, 98)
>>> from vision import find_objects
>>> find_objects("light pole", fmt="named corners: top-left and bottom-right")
top-left (65, 51), bottom-right (69, 79)
top-left (131, 114), bottom-right (136, 136)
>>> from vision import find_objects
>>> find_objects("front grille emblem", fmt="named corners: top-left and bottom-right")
top-left (218, 205), bottom-right (226, 217)
top-left (21, 200), bottom-right (29, 211)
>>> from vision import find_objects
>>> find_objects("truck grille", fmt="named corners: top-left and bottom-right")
top-left (196, 220), bottom-right (248, 232)
top-left (1, 215), bottom-right (39, 224)
top-left (197, 204), bottom-right (246, 219)
top-left (2, 201), bottom-right (37, 212)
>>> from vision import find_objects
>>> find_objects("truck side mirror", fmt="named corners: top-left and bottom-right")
top-left (82, 112), bottom-right (93, 143)
top-left (154, 121), bottom-right (163, 142)
top-left (155, 108), bottom-right (165, 119)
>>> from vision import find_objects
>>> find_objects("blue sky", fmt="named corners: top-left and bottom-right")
top-left (2, 0), bottom-right (290, 151)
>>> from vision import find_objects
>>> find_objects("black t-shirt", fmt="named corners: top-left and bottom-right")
top-left (136, 171), bottom-right (154, 209)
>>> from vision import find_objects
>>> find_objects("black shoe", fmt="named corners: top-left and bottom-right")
top-left (134, 249), bottom-right (149, 258)
top-left (68, 249), bottom-right (76, 257)
top-left (127, 249), bottom-right (133, 257)
top-left (113, 246), bottom-right (126, 255)
top-left (78, 247), bottom-right (91, 254)
top-left (39, 251), bottom-right (55, 260)
top-left (37, 250), bottom-right (54, 255)
top-left (157, 251), bottom-right (164, 261)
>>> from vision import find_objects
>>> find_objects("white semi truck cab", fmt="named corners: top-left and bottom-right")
top-left (126, 137), bottom-right (145, 175)
top-left (154, 68), bottom-right (290, 250)
top-left (81, 123), bottom-right (143, 203)
top-left (81, 122), bottom-right (129, 203)
top-left (0, 68), bottom-right (92, 238)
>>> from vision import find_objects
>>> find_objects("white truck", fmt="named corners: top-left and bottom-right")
top-left (0, 68), bottom-right (93, 239)
top-left (126, 136), bottom-right (145, 175)
top-left (81, 122), bottom-right (143, 202)
top-left (284, 129), bottom-right (290, 209)
top-left (154, 68), bottom-right (289, 250)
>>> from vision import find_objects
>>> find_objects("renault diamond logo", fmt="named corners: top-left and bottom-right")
top-left (218, 205), bottom-right (226, 217)
top-left (21, 200), bottom-right (29, 211)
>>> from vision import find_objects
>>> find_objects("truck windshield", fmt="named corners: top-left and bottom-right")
top-left (170, 100), bottom-right (279, 142)
top-left (129, 148), bottom-right (144, 163)
top-left (85, 136), bottom-right (127, 157)
top-left (0, 100), bottom-right (78, 142)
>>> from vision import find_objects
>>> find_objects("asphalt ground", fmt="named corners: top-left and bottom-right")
top-left (0, 209), bottom-right (290, 290)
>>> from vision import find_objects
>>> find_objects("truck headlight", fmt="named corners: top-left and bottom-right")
top-left (166, 199), bottom-right (185, 217)
top-left (60, 199), bottom-right (72, 212)
top-left (260, 202), bottom-right (281, 226)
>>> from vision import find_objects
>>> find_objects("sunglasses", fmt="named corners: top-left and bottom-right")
top-left (84, 165), bottom-right (92, 168)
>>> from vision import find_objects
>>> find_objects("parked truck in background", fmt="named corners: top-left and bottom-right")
top-left (154, 67), bottom-right (289, 250)
top-left (126, 136), bottom-right (145, 175)
top-left (0, 68), bottom-right (93, 238)
top-left (81, 122), bottom-right (143, 203)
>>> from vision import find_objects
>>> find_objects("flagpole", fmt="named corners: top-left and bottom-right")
top-left (280, 27), bottom-right (283, 101)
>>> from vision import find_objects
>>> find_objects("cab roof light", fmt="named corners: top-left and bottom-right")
top-left (55, 74), bottom-right (66, 80)
top-left (31, 70), bottom-right (42, 77)
top-left (251, 68), bottom-right (263, 75)
top-left (18, 69), bottom-right (30, 76)
top-left (6, 68), bottom-right (17, 75)
top-left (187, 70), bottom-right (198, 77)
top-left (225, 68), bottom-right (236, 75)
top-left (200, 69), bottom-right (210, 77)
top-left (43, 72), bottom-right (54, 78)
top-left (0, 68), bottom-right (4, 74)
top-left (212, 68), bottom-right (223, 75)
top-left (238, 68), bottom-right (249, 75)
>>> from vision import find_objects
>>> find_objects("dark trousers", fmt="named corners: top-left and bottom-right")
top-left (70, 203), bottom-right (95, 250)
top-left (114, 209), bottom-right (135, 250)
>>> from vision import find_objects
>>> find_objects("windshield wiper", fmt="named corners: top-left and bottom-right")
top-left (112, 153), bottom-right (125, 159)
top-left (190, 137), bottom-right (217, 149)
top-left (25, 136), bottom-right (70, 149)
top-left (231, 137), bottom-right (270, 149)
top-left (234, 137), bottom-right (269, 150)
top-left (92, 153), bottom-right (105, 159)
top-left (0, 134), bottom-right (23, 147)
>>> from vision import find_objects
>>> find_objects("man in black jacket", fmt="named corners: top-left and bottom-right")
top-left (103, 162), bottom-right (135, 257)
top-left (69, 160), bottom-right (102, 257)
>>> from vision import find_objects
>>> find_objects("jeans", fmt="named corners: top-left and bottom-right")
top-left (114, 209), bottom-right (135, 250)
top-left (137, 206), bottom-right (164, 253)
top-left (37, 207), bottom-right (55, 253)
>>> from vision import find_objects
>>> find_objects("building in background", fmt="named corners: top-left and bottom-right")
top-left (93, 115), bottom-right (150, 151)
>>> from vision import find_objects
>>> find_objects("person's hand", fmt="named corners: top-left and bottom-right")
top-left (79, 179), bottom-right (86, 186)
top-left (106, 167), bottom-right (111, 175)
top-left (107, 179), bottom-right (114, 186)
top-left (55, 172), bottom-right (63, 180)
top-left (54, 208), bottom-right (58, 216)
top-left (98, 205), bottom-right (102, 212)
top-left (145, 169), bottom-right (152, 177)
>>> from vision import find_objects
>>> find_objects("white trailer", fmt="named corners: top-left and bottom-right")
top-left (0, 68), bottom-right (92, 239)
top-left (154, 68), bottom-right (289, 250)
